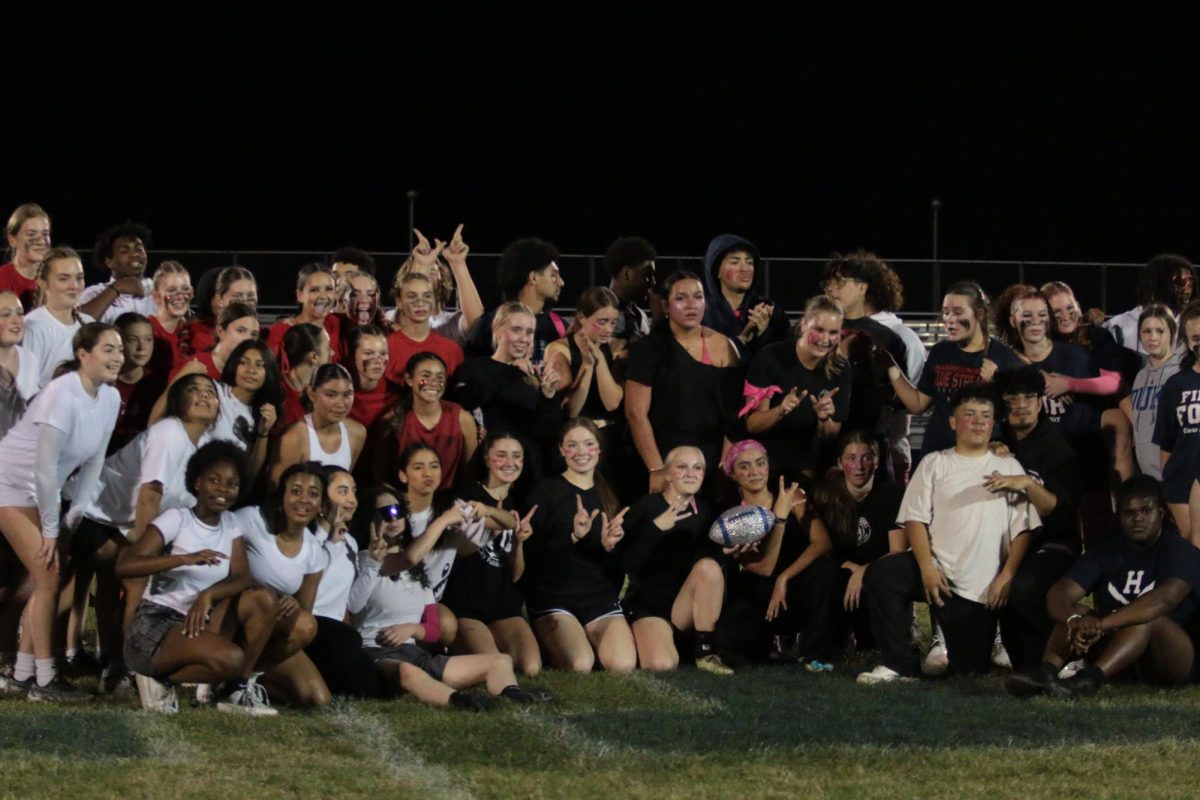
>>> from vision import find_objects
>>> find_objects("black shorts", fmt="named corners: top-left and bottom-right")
top-left (124, 601), bottom-right (185, 677)
top-left (71, 517), bottom-right (124, 560)
top-left (528, 592), bottom-right (624, 627)
top-left (363, 642), bottom-right (450, 681)
top-left (446, 599), bottom-right (526, 625)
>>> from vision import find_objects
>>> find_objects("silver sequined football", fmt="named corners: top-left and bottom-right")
top-left (708, 504), bottom-right (776, 547)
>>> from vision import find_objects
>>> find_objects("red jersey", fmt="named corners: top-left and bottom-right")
top-left (385, 328), bottom-right (464, 384)
top-left (0, 263), bottom-right (38, 312)
top-left (395, 400), bottom-right (466, 490)
top-left (148, 315), bottom-right (184, 377)
top-left (179, 318), bottom-right (215, 357)
top-left (350, 377), bottom-right (401, 430)
top-left (170, 351), bottom-right (221, 382)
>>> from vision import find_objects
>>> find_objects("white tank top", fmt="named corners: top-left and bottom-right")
top-left (304, 414), bottom-right (352, 469)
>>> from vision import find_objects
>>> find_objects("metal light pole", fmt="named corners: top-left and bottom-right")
top-left (931, 198), bottom-right (942, 310)
top-left (406, 189), bottom-right (418, 252)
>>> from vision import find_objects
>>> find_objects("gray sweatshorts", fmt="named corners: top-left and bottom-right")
top-left (124, 601), bottom-right (185, 677)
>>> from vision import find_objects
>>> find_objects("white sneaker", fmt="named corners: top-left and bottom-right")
top-left (135, 673), bottom-right (179, 714)
top-left (1058, 659), bottom-right (1086, 680)
top-left (991, 632), bottom-right (1012, 670)
top-left (857, 664), bottom-right (915, 685)
top-left (217, 678), bottom-right (278, 717)
top-left (923, 633), bottom-right (949, 674)
top-left (194, 683), bottom-right (215, 705)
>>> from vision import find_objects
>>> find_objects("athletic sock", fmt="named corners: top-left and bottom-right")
top-left (13, 652), bottom-right (34, 682)
top-left (65, 648), bottom-right (78, 660)
top-left (34, 657), bottom-right (56, 687)
top-left (694, 631), bottom-right (715, 659)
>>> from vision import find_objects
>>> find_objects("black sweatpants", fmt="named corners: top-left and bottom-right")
top-left (306, 616), bottom-right (383, 698)
top-left (862, 552), bottom-right (996, 676)
top-left (998, 547), bottom-right (1076, 673)
top-left (717, 555), bottom-right (838, 662)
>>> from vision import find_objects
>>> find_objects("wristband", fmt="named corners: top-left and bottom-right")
top-left (648, 466), bottom-right (665, 474)
top-left (1066, 613), bottom-right (1084, 626)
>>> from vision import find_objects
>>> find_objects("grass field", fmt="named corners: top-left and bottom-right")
top-left (4, 659), bottom-right (1200, 800)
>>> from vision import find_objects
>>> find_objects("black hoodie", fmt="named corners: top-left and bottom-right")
top-left (700, 233), bottom-right (790, 358)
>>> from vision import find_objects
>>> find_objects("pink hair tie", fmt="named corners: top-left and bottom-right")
top-left (739, 381), bottom-right (782, 418)
top-left (722, 438), bottom-right (768, 476)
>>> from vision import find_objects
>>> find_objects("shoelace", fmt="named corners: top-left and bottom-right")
top-left (242, 679), bottom-right (271, 708)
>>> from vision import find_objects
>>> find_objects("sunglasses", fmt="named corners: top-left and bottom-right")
top-left (375, 504), bottom-right (403, 523)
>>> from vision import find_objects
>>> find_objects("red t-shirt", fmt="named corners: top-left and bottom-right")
top-left (385, 328), bottom-right (464, 384)
top-left (148, 315), bottom-right (184, 377)
top-left (350, 377), bottom-right (401, 430)
top-left (394, 400), bottom-right (466, 490)
top-left (267, 315), bottom-right (344, 366)
top-left (278, 380), bottom-right (307, 433)
top-left (179, 318), bottom-right (215, 358)
top-left (0, 263), bottom-right (38, 312)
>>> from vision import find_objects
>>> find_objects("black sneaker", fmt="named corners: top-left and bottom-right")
top-left (0, 672), bottom-right (33, 696)
top-left (62, 651), bottom-right (103, 678)
top-left (1005, 661), bottom-right (1062, 699)
top-left (1057, 663), bottom-right (1105, 698)
top-left (27, 675), bottom-right (88, 703)
top-left (523, 686), bottom-right (557, 704)
top-left (101, 664), bottom-right (136, 696)
top-left (449, 691), bottom-right (496, 712)
top-left (500, 685), bottom-right (542, 704)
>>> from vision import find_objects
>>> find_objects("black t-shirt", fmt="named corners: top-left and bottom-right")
top-left (840, 317), bottom-right (908, 437)
top-left (619, 493), bottom-right (718, 600)
top-left (523, 476), bottom-right (620, 604)
top-left (830, 481), bottom-right (904, 566)
top-left (1004, 417), bottom-right (1082, 552)
top-left (452, 357), bottom-right (563, 451)
top-left (440, 482), bottom-right (526, 617)
top-left (567, 339), bottom-right (622, 425)
top-left (744, 340), bottom-right (852, 476)
top-left (1066, 528), bottom-right (1200, 626)
top-left (917, 339), bottom-right (1024, 453)
top-left (626, 332), bottom-right (742, 464)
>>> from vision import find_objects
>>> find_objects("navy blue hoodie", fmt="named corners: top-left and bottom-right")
top-left (700, 233), bottom-right (790, 357)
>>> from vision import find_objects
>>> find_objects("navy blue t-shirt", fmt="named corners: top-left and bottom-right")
top-left (1028, 341), bottom-right (1101, 436)
top-left (1066, 528), bottom-right (1200, 626)
top-left (916, 339), bottom-right (1024, 454)
top-left (1152, 367), bottom-right (1200, 503)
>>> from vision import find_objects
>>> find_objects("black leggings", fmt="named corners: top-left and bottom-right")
top-left (305, 616), bottom-right (383, 699)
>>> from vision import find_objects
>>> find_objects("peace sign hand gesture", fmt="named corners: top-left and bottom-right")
top-left (367, 520), bottom-right (389, 563)
top-left (653, 495), bottom-right (695, 531)
top-left (516, 505), bottom-right (538, 543)
top-left (572, 494), bottom-right (600, 542)
top-left (810, 388), bottom-right (839, 422)
top-left (600, 507), bottom-right (629, 552)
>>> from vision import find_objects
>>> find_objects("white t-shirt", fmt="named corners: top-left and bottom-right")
top-left (235, 507), bottom-right (325, 597)
top-left (83, 417), bottom-right (211, 531)
top-left (145, 507), bottom-right (242, 615)
top-left (0, 372), bottom-right (120, 496)
top-left (22, 307), bottom-right (96, 388)
top-left (350, 553), bottom-right (434, 646)
top-left (212, 382), bottom-right (256, 450)
top-left (10, 344), bottom-right (41, 402)
top-left (313, 527), bottom-right (359, 621)
top-left (897, 449), bottom-right (1041, 603)
top-left (409, 507), bottom-right (456, 601)
top-left (78, 279), bottom-right (157, 324)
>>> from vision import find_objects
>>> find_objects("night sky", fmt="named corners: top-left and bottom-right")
top-left (8, 9), bottom-right (1200, 309)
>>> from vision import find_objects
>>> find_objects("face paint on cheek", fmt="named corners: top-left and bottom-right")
top-left (806, 330), bottom-right (823, 346)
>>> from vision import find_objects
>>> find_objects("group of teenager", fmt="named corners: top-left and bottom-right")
top-left (0, 200), bottom-right (1197, 717)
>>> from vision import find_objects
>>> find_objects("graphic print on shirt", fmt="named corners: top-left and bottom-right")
top-left (855, 515), bottom-right (871, 547)
top-left (1107, 569), bottom-right (1156, 606)
top-left (1041, 395), bottom-right (1073, 424)
top-left (1174, 389), bottom-right (1200, 431)
top-left (931, 363), bottom-right (983, 399)
top-left (479, 530), bottom-right (514, 568)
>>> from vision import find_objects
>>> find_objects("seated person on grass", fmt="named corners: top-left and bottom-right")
top-left (1007, 475), bottom-right (1200, 698)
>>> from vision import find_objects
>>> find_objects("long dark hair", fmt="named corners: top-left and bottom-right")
top-left (813, 431), bottom-right (879, 551)
top-left (221, 338), bottom-right (284, 433)
top-left (558, 417), bottom-right (618, 519)
top-left (55, 321), bottom-right (118, 377)
top-left (649, 270), bottom-right (705, 368)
